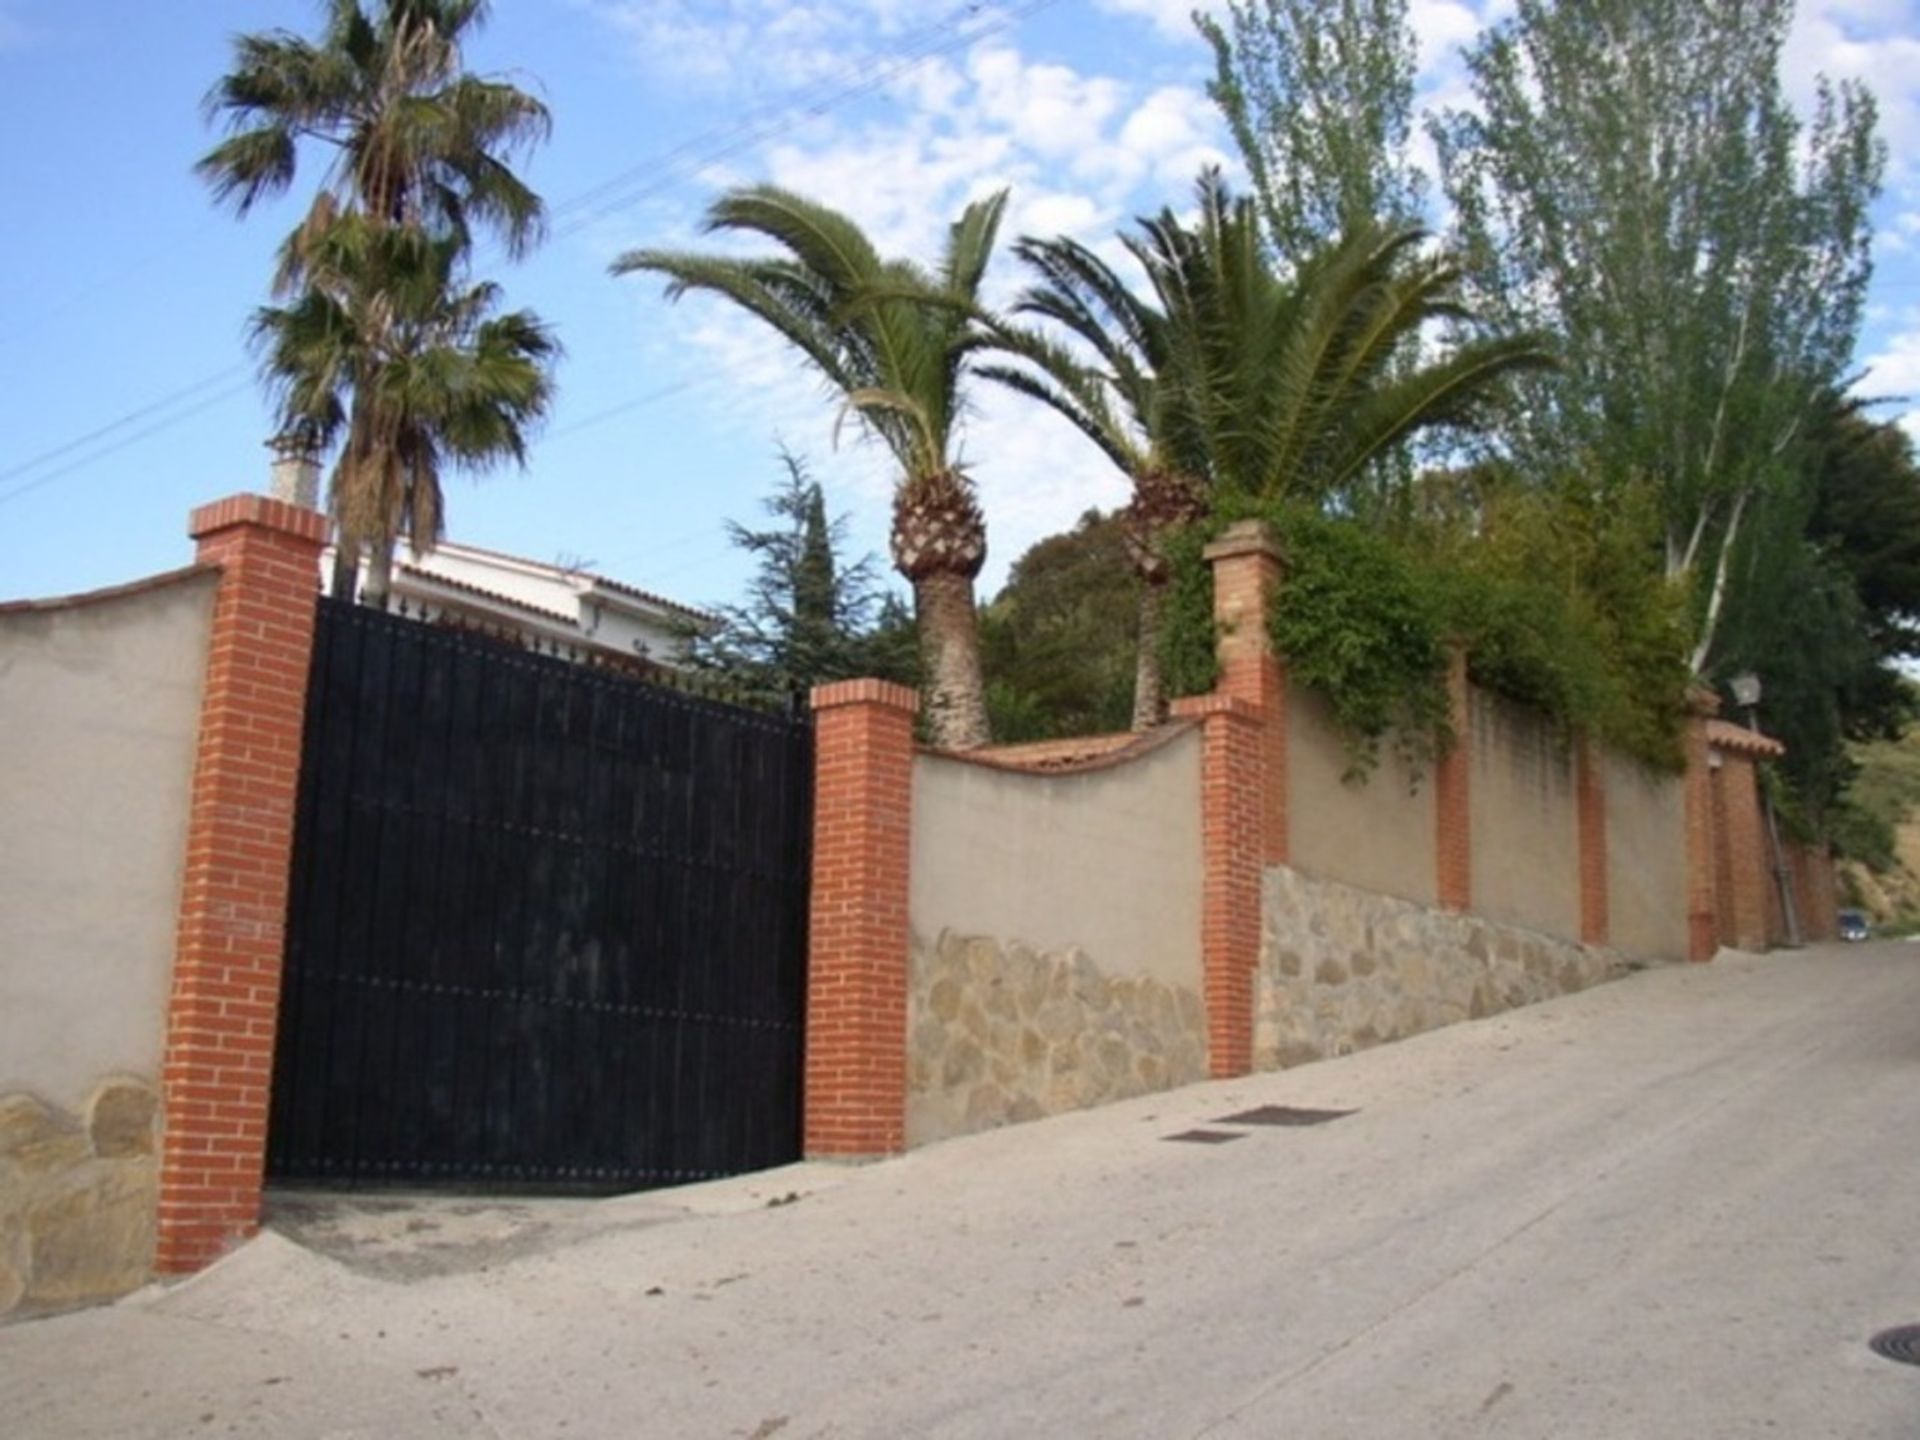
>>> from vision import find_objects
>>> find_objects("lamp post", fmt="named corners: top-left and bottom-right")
top-left (1730, 671), bottom-right (1802, 947)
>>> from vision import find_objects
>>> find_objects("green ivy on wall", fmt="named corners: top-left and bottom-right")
top-left (1160, 496), bottom-right (1691, 778)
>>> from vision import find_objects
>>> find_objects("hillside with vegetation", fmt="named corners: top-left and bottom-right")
top-left (1837, 724), bottom-right (1920, 927)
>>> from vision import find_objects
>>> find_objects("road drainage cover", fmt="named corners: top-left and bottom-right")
top-left (1164, 1129), bottom-right (1246, 1144)
top-left (1215, 1105), bottom-right (1355, 1127)
top-left (1869, 1326), bottom-right (1920, 1367)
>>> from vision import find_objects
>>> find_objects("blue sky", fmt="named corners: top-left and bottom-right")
top-left (4, 0), bottom-right (1920, 613)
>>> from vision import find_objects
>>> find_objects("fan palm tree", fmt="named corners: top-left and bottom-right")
top-left (252, 214), bottom-right (557, 605)
top-left (613, 186), bottom-right (1008, 750)
top-left (199, 0), bottom-right (551, 599)
top-left (198, 0), bottom-right (548, 268)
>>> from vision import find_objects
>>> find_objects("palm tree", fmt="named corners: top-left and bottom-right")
top-left (613, 186), bottom-right (1008, 750)
top-left (983, 173), bottom-right (1552, 725)
top-left (198, 0), bottom-right (548, 263)
top-left (1158, 172), bottom-right (1554, 507)
top-left (199, 0), bottom-right (551, 598)
top-left (252, 215), bottom-right (557, 604)
top-left (977, 236), bottom-right (1211, 729)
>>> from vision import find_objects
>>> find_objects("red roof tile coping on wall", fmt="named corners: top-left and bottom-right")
top-left (945, 722), bottom-right (1198, 775)
top-left (1706, 719), bottom-right (1786, 760)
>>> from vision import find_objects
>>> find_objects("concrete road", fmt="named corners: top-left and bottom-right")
top-left (6, 944), bottom-right (1919, 1438)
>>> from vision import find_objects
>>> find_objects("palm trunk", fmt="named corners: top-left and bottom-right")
top-left (1122, 468), bottom-right (1202, 732)
top-left (1132, 580), bottom-right (1168, 730)
top-left (914, 569), bottom-right (990, 750)
top-left (360, 537), bottom-right (395, 612)
top-left (892, 467), bottom-right (991, 750)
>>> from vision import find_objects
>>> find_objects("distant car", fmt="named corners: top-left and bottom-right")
top-left (1838, 909), bottom-right (1871, 942)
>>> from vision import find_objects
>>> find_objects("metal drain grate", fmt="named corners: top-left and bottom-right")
top-left (1215, 1105), bottom-right (1355, 1127)
top-left (1163, 1129), bottom-right (1246, 1144)
top-left (1869, 1326), bottom-right (1920, 1367)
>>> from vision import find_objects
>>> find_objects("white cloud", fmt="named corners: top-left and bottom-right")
top-left (1409, 0), bottom-right (1481, 73)
top-left (1092, 0), bottom-right (1214, 44)
top-left (1785, 1), bottom-right (1920, 184)
top-left (1856, 326), bottom-right (1920, 443)
top-left (605, 31), bottom-right (1231, 584)
top-left (578, 0), bottom-right (995, 95)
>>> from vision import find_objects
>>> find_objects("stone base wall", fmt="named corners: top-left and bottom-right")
top-left (1, 1077), bottom-right (160, 1321)
top-left (1257, 866), bottom-right (1633, 1070)
top-left (907, 931), bottom-right (1207, 1146)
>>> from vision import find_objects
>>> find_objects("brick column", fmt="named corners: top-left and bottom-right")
top-left (1575, 734), bottom-right (1609, 946)
top-left (805, 679), bottom-right (918, 1158)
top-left (1171, 693), bottom-right (1264, 1078)
top-left (1716, 751), bottom-right (1771, 952)
top-left (1202, 521), bottom-right (1288, 864)
top-left (1683, 691), bottom-right (1720, 962)
top-left (156, 495), bottom-right (326, 1273)
top-left (1434, 644), bottom-right (1472, 911)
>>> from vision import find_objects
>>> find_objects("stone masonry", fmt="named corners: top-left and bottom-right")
top-left (1, 1076), bottom-right (161, 1320)
top-left (907, 930), bottom-right (1207, 1146)
top-left (1256, 865), bottom-right (1634, 1070)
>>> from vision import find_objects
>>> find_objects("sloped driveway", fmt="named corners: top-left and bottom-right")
top-left (5, 944), bottom-right (1918, 1438)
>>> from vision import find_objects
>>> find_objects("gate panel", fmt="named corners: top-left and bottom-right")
top-left (269, 598), bottom-right (812, 1190)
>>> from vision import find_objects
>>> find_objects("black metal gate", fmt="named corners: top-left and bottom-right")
top-left (267, 598), bottom-right (813, 1191)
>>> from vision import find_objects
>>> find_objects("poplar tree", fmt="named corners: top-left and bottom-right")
top-left (1196, 0), bottom-right (1422, 258)
top-left (1432, 0), bottom-right (1883, 674)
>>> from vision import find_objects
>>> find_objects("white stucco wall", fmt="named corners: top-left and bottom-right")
top-left (909, 728), bottom-right (1204, 993)
top-left (0, 570), bottom-right (217, 1110)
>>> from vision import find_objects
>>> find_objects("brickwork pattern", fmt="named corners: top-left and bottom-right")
top-left (1204, 523), bottom-right (1288, 864)
top-left (1435, 647), bottom-right (1472, 911)
top-left (1683, 697), bottom-right (1720, 961)
top-left (1712, 753), bottom-right (1771, 952)
top-left (156, 496), bottom-right (325, 1273)
top-left (1171, 694), bottom-right (1263, 1078)
top-left (805, 680), bottom-right (918, 1157)
top-left (1575, 735), bottom-right (1610, 946)
top-left (1787, 843), bottom-right (1839, 942)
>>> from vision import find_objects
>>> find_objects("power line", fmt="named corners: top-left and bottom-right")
top-left (0, 380), bottom-right (255, 510)
top-left (0, 369), bottom-right (247, 486)
top-left (0, 0), bottom-right (1062, 503)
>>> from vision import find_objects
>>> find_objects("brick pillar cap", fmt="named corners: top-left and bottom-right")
top-left (1202, 519), bottom-right (1284, 565)
top-left (189, 494), bottom-right (329, 548)
top-left (811, 677), bottom-right (920, 714)
top-left (1170, 693), bottom-right (1263, 722)
top-left (1686, 685), bottom-right (1722, 717)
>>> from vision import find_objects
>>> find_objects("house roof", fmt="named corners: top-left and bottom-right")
top-left (427, 538), bottom-right (714, 622)
top-left (395, 563), bottom-right (581, 629)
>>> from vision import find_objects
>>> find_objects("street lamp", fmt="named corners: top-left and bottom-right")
top-left (1729, 671), bottom-right (1801, 947)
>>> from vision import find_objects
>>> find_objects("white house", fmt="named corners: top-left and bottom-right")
top-left (321, 538), bottom-right (716, 670)
top-left (271, 436), bottom-right (715, 670)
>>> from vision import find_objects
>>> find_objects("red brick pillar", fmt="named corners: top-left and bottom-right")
top-left (1202, 522), bottom-right (1288, 864)
top-left (805, 679), bottom-right (918, 1158)
top-left (1683, 691), bottom-right (1720, 962)
top-left (1434, 644), bottom-right (1473, 911)
top-left (1171, 693), bottom-right (1264, 1078)
top-left (1575, 734), bottom-right (1609, 946)
top-left (1717, 751), bottom-right (1771, 952)
top-left (156, 495), bottom-right (326, 1273)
